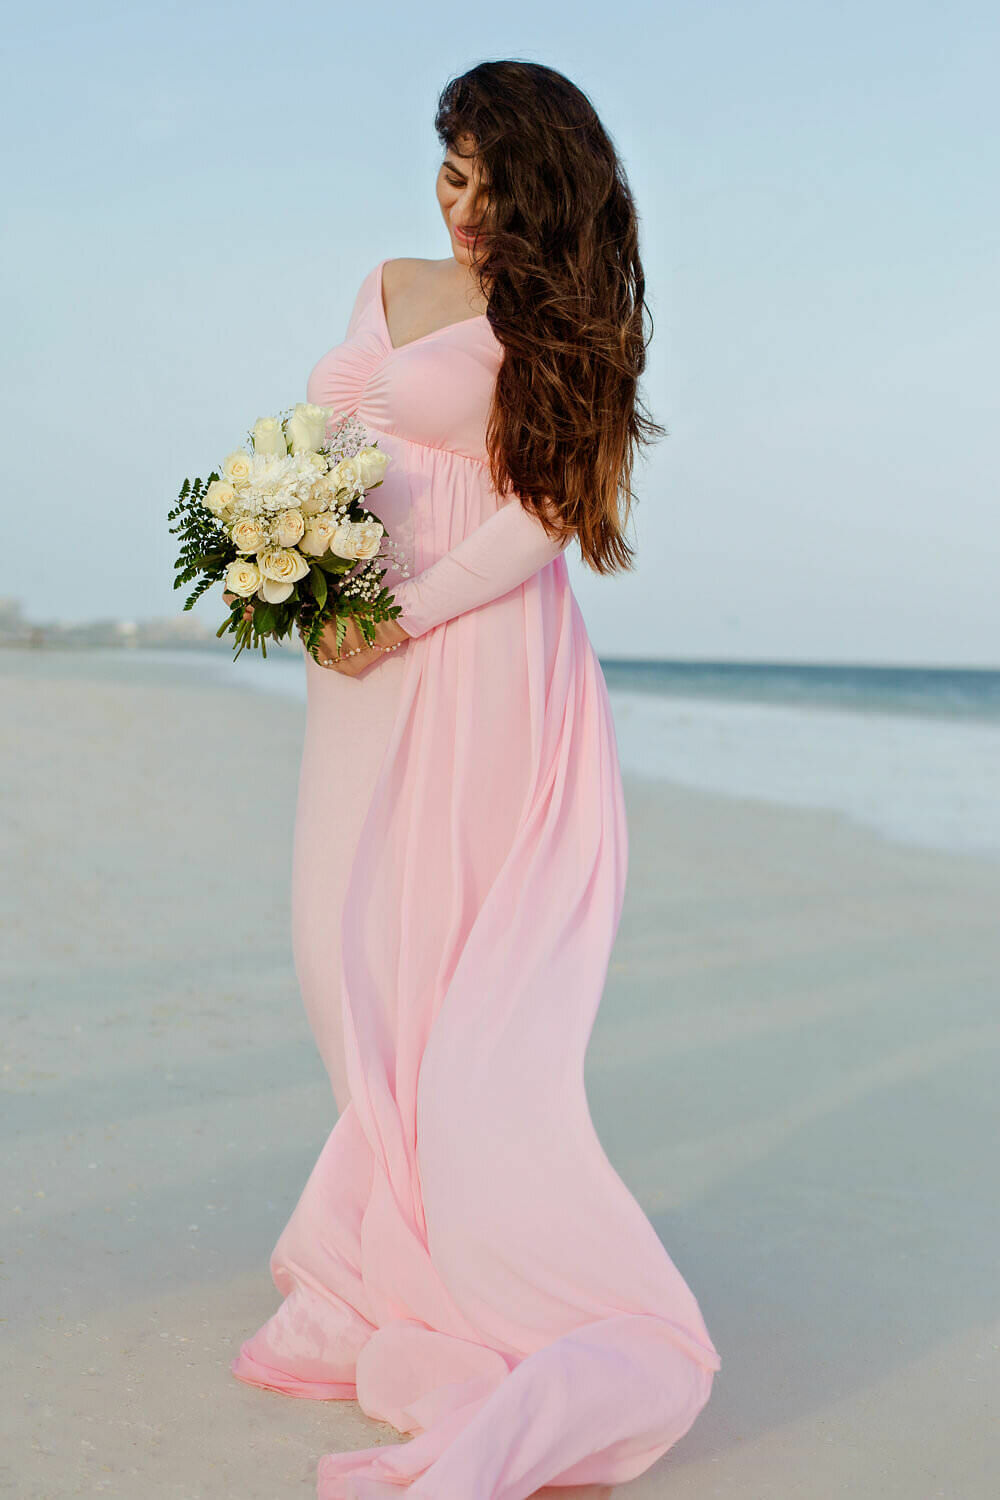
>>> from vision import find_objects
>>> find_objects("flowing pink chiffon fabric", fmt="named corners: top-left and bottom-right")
top-left (230, 260), bottom-right (721, 1498)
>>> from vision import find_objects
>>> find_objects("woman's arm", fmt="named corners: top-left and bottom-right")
top-left (389, 497), bottom-right (572, 639)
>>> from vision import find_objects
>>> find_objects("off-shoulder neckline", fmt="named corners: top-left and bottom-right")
top-left (375, 258), bottom-right (493, 353)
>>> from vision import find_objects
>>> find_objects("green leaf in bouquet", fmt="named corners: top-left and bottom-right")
top-left (309, 565), bottom-right (328, 609)
top-left (180, 575), bottom-right (219, 610)
top-left (322, 553), bottom-right (357, 575)
top-left (253, 602), bottom-right (276, 635)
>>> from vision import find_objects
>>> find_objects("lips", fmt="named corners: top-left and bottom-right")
top-left (453, 223), bottom-right (480, 243)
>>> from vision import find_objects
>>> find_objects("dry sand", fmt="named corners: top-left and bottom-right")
top-left (2, 647), bottom-right (997, 1498)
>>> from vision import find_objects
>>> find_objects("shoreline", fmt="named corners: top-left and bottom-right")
top-left (5, 644), bottom-right (999, 862)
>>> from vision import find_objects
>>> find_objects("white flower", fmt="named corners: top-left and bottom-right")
top-left (257, 575), bottom-right (294, 604)
top-left (225, 557), bottom-right (261, 597)
top-left (235, 451), bottom-right (330, 517)
top-left (222, 449), bottom-right (253, 486)
top-left (300, 481), bottom-right (330, 517)
top-left (331, 520), bottom-right (382, 561)
top-left (357, 445), bottom-right (390, 488)
top-left (286, 402), bottom-right (332, 455)
top-left (330, 521), bottom-right (360, 559)
top-left (251, 416), bottom-right (287, 458)
top-left (255, 542), bottom-right (311, 602)
top-left (231, 517), bottom-right (268, 553)
top-left (204, 479), bottom-right (235, 519)
top-left (351, 520), bottom-right (384, 560)
top-left (273, 508), bottom-right (306, 547)
top-left (258, 544), bottom-right (310, 587)
top-left (300, 514), bottom-right (339, 555)
top-left (331, 454), bottom-right (365, 496)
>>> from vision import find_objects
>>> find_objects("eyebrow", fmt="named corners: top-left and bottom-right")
top-left (443, 156), bottom-right (488, 190)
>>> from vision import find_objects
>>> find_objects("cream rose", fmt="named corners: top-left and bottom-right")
top-left (256, 545), bottom-right (310, 605)
top-left (357, 445), bottom-right (390, 488)
top-left (330, 521), bottom-right (361, 560)
top-left (331, 454), bottom-right (365, 496)
top-left (300, 514), bottom-right (340, 555)
top-left (251, 416), bottom-right (287, 458)
top-left (299, 481), bottom-right (330, 517)
top-left (273, 508), bottom-right (306, 547)
top-left (204, 479), bottom-right (235, 519)
top-left (258, 544), bottom-right (310, 581)
top-left (224, 557), bottom-right (261, 597)
top-left (221, 449), bottom-right (253, 486)
top-left (231, 517), bottom-right (268, 553)
top-left (331, 520), bottom-right (382, 561)
top-left (350, 520), bottom-right (384, 560)
top-left (285, 402), bottom-right (332, 455)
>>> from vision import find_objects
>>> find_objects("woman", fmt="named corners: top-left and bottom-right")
top-left (230, 60), bottom-right (721, 1500)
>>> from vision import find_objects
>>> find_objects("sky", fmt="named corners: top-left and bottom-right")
top-left (3, 0), bottom-right (997, 664)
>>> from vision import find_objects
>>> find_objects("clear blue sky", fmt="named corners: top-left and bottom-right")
top-left (3, 1), bottom-right (997, 663)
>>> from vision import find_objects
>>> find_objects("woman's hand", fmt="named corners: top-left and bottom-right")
top-left (300, 614), bottom-right (411, 676)
top-left (222, 589), bottom-right (255, 621)
top-left (224, 586), bottom-right (409, 672)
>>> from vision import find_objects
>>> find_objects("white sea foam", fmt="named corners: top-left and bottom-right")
top-left (158, 649), bottom-right (1000, 861)
top-left (608, 689), bottom-right (1000, 860)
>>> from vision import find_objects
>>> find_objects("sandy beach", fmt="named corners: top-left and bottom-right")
top-left (3, 645), bottom-right (997, 1499)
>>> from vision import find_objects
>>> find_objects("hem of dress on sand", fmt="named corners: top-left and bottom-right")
top-left (230, 1347), bottom-right (359, 1403)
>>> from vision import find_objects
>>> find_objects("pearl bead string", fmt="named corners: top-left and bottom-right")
top-left (320, 639), bottom-right (406, 667)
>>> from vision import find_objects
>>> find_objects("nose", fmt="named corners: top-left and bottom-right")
top-left (455, 188), bottom-right (486, 226)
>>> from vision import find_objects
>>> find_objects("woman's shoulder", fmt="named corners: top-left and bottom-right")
top-left (381, 256), bottom-right (455, 298)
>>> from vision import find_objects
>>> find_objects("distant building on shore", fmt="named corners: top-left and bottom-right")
top-left (0, 596), bottom-right (230, 652)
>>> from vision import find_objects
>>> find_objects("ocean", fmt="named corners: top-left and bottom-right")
top-left (105, 647), bottom-right (1000, 862)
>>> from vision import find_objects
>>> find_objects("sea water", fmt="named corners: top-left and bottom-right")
top-left (137, 647), bottom-right (1000, 861)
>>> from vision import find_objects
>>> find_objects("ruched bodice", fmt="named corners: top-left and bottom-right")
top-left (307, 259), bottom-right (500, 465)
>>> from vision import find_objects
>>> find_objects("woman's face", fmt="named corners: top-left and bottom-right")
top-left (436, 134), bottom-right (491, 268)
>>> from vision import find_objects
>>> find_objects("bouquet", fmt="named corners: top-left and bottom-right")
top-left (168, 402), bottom-right (408, 662)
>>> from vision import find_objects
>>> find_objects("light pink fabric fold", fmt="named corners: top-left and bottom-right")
top-left (231, 259), bottom-right (721, 1498)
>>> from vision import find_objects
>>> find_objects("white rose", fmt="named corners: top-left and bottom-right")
top-left (350, 520), bottom-right (384, 560)
top-left (300, 514), bottom-right (339, 555)
top-left (331, 454), bottom-right (365, 496)
top-left (255, 544), bottom-right (310, 603)
top-left (330, 521), bottom-right (362, 560)
top-left (251, 416), bottom-right (287, 458)
top-left (257, 575), bottom-right (294, 604)
top-left (221, 449), bottom-right (253, 486)
top-left (300, 481), bottom-right (330, 517)
top-left (356, 445), bottom-right (390, 488)
top-left (231, 517), bottom-right (268, 553)
top-left (224, 557), bottom-right (261, 597)
top-left (285, 402), bottom-right (332, 455)
top-left (258, 545), bottom-right (310, 584)
top-left (273, 508), bottom-right (306, 547)
top-left (204, 479), bottom-right (235, 519)
top-left (330, 520), bottom-right (382, 561)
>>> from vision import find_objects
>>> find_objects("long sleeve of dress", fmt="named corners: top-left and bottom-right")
top-left (388, 497), bottom-right (571, 639)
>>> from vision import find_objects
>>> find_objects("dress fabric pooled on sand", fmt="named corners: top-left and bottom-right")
top-left (230, 259), bottom-right (721, 1499)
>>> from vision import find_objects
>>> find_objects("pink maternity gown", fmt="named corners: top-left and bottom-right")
top-left (230, 259), bottom-right (721, 1499)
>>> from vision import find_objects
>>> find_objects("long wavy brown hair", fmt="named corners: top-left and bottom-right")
top-left (435, 61), bottom-right (663, 574)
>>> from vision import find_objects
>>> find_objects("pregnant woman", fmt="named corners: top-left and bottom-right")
top-left (230, 60), bottom-right (721, 1500)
